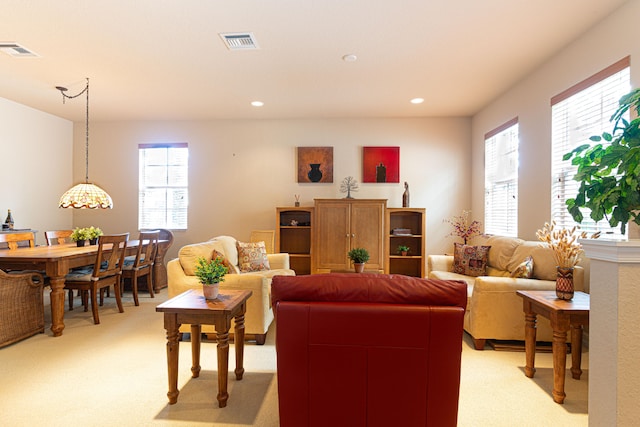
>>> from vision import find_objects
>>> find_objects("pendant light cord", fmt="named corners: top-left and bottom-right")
top-left (57, 78), bottom-right (90, 183)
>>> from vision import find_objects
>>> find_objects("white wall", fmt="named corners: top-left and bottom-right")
top-left (0, 97), bottom-right (73, 244)
top-left (471, 0), bottom-right (640, 242)
top-left (71, 117), bottom-right (470, 260)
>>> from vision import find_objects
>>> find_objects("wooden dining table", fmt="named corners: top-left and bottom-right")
top-left (0, 241), bottom-right (144, 337)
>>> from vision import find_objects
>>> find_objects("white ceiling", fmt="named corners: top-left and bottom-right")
top-left (0, 0), bottom-right (629, 122)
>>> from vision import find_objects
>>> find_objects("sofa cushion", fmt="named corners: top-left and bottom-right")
top-left (178, 241), bottom-right (219, 276)
top-left (453, 243), bottom-right (490, 277)
top-left (484, 235), bottom-right (524, 271)
top-left (209, 236), bottom-right (239, 267)
top-left (509, 255), bottom-right (534, 278)
top-left (508, 242), bottom-right (557, 281)
top-left (213, 249), bottom-right (238, 274)
top-left (237, 241), bottom-right (271, 272)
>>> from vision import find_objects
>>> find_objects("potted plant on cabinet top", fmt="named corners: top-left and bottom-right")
top-left (70, 227), bottom-right (90, 247)
top-left (194, 256), bottom-right (229, 300)
top-left (397, 245), bottom-right (410, 256)
top-left (347, 247), bottom-right (370, 273)
top-left (564, 88), bottom-right (640, 237)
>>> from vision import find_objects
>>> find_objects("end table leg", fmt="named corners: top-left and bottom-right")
top-left (216, 330), bottom-right (230, 408)
top-left (165, 314), bottom-right (180, 404)
top-left (570, 324), bottom-right (583, 380)
top-left (190, 324), bottom-right (201, 378)
top-left (524, 311), bottom-right (537, 378)
top-left (552, 328), bottom-right (568, 404)
top-left (234, 312), bottom-right (246, 381)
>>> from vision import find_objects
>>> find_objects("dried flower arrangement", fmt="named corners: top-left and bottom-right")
top-left (536, 221), bottom-right (600, 268)
top-left (445, 210), bottom-right (482, 244)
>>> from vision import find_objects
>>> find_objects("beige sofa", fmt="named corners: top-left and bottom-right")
top-left (167, 235), bottom-right (295, 344)
top-left (428, 235), bottom-right (584, 350)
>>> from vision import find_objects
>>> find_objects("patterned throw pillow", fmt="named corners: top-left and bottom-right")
top-left (453, 243), bottom-right (491, 277)
top-left (212, 249), bottom-right (237, 274)
top-left (509, 255), bottom-right (534, 278)
top-left (236, 241), bottom-right (271, 272)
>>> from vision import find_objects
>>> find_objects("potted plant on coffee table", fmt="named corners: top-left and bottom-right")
top-left (347, 247), bottom-right (370, 273)
top-left (397, 245), bottom-right (410, 256)
top-left (195, 256), bottom-right (229, 300)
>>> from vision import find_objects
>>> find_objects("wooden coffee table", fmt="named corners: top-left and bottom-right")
top-left (156, 288), bottom-right (252, 408)
top-left (516, 290), bottom-right (589, 404)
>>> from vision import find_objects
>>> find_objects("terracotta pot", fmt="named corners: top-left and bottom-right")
top-left (202, 283), bottom-right (220, 300)
top-left (401, 251), bottom-right (408, 256)
top-left (556, 266), bottom-right (574, 300)
top-left (353, 263), bottom-right (365, 273)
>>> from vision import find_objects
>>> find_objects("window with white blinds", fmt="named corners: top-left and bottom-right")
top-left (551, 57), bottom-right (630, 237)
top-left (485, 118), bottom-right (519, 237)
top-left (138, 143), bottom-right (188, 230)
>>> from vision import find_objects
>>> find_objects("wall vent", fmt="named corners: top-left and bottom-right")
top-left (0, 42), bottom-right (39, 57)
top-left (219, 32), bottom-right (259, 50)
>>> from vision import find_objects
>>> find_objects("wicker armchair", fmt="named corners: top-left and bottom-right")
top-left (0, 269), bottom-right (45, 347)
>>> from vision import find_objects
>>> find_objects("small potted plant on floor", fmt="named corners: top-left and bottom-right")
top-left (397, 245), bottom-right (410, 256)
top-left (86, 226), bottom-right (103, 245)
top-left (195, 255), bottom-right (229, 300)
top-left (347, 247), bottom-right (370, 273)
top-left (70, 227), bottom-right (90, 247)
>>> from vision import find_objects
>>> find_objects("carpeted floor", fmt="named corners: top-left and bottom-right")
top-left (0, 289), bottom-right (588, 426)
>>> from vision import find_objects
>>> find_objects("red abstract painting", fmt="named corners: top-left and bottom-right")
top-left (362, 146), bottom-right (399, 183)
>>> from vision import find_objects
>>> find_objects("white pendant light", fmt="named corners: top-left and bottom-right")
top-left (56, 78), bottom-right (113, 209)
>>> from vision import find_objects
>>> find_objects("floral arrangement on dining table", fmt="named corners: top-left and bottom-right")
top-left (535, 221), bottom-right (600, 268)
top-left (444, 210), bottom-right (482, 244)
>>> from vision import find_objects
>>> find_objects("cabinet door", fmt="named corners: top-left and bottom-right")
top-left (314, 201), bottom-right (351, 271)
top-left (351, 201), bottom-right (385, 271)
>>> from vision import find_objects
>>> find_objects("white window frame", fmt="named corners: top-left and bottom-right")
top-left (484, 117), bottom-right (519, 237)
top-left (551, 57), bottom-right (630, 237)
top-left (138, 143), bottom-right (189, 230)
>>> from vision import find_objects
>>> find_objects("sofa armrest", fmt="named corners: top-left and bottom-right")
top-left (267, 253), bottom-right (290, 270)
top-left (428, 255), bottom-right (453, 274)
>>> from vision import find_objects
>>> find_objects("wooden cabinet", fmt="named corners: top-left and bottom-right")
top-left (276, 207), bottom-right (313, 275)
top-left (385, 208), bottom-right (426, 277)
top-left (312, 199), bottom-right (386, 273)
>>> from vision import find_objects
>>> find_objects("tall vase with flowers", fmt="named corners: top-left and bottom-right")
top-left (445, 210), bottom-right (482, 244)
top-left (536, 221), bottom-right (600, 300)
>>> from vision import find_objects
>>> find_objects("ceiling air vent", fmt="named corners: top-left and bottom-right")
top-left (0, 42), bottom-right (39, 57)
top-left (219, 32), bottom-right (259, 50)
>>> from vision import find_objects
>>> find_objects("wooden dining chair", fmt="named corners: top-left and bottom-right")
top-left (0, 232), bottom-right (36, 250)
top-left (122, 230), bottom-right (159, 306)
top-left (63, 233), bottom-right (129, 325)
top-left (44, 230), bottom-right (74, 246)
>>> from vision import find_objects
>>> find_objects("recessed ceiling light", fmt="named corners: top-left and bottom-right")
top-left (410, 98), bottom-right (424, 104)
top-left (251, 101), bottom-right (264, 107)
top-left (342, 54), bottom-right (358, 62)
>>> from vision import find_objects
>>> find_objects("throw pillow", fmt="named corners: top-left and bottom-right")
top-left (212, 249), bottom-right (237, 275)
top-left (509, 255), bottom-right (534, 278)
top-left (452, 243), bottom-right (491, 277)
top-left (236, 241), bottom-right (271, 272)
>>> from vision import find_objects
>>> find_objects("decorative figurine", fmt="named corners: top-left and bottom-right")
top-left (340, 176), bottom-right (359, 199)
top-left (402, 182), bottom-right (410, 207)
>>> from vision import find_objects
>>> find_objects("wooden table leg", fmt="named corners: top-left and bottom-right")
top-left (523, 305), bottom-right (537, 378)
top-left (191, 324), bottom-right (201, 378)
top-left (234, 311), bottom-right (246, 381)
top-left (165, 314), bottom-right (180, 404)
top-left (570, 323), bottom-right (583, 380)
top-left (216, 329), bottom-right (230, 408)
top-left (551, 314), bottom-right (570, 404)
top-left (49, 276), bottom-right (66, 337)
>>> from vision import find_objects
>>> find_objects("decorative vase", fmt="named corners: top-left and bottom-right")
top-left (308, 163), bottom-right (322, 182)
top-left (353, 263), bottom-right (365, 273)
top-left (556, 266), bottom-right (574, 300)
top-left (76, 240), bottom-right (87, 247)
top-left (203, 283), bottom-right (220, 300)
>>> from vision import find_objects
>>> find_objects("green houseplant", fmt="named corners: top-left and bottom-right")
top-left (397, 245), bottom-right (410, 255)
top-left (564, 88), bottom-right (640, 235)
top-left (347, 247), bottom-right (370, 273)
top-left (194, 256), bottom-right (228, 300)
top-left (86, 226), bottom-right (103, 245)
top-left (70, 227), bottom-right (90, 246)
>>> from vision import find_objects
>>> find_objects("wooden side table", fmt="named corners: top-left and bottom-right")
top-left (516, 290), bottom-right (589, 404)
top-left (156, 288), bottom-right (252, 408)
